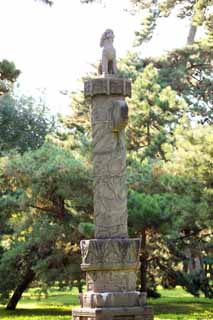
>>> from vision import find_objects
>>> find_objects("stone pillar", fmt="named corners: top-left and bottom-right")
top-left (72, 77), bottom-right (153, 320)
top-left (91, 79), bottom-right (129, 239)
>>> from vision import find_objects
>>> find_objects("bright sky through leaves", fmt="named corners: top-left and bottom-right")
top-left (0, 0), bottom-right (191, 113)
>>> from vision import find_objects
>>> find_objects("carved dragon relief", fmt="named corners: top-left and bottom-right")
top-left (91, 98), bottom-right (129, 239)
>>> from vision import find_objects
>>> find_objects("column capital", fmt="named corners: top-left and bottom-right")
top-left (84, 77), bottom-right (131, 98)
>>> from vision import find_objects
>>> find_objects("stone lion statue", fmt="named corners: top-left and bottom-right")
top-left (98, 29), bottom-right (117, 76)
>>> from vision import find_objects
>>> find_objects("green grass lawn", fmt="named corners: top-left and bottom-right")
top-left (0, 286), bottom-right (212, 320)
top-left (150, 287), bottom-right (213, 319)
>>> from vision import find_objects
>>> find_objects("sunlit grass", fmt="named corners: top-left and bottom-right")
top-left (0, 287), bottom-right (78, 320)
top-left (151, 286), bottom-right (213, 319)
top-left (0, 286), bottom-right (212, 319)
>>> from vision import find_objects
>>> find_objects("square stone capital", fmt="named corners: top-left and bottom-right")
top-left (84, 78), bottom-right (131, 98)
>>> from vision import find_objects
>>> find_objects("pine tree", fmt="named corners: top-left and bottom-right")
top-left (0, 142), bottom-right (93, 309)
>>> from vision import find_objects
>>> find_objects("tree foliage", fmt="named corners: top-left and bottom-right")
top-left (0, 60), bottom-right (21, 95)
top-left (0, 141), bottom-right (93, 308)
top-left (122, 5), bottom-right (212, 291)
top-left (128, 63), bottom-right (186, 160)
top-left (127, 120), bottom-right (213, 296)
top-left (0, 93), bottom-right (55, 155)
top-left (132, 0), bottom-right (213, 45)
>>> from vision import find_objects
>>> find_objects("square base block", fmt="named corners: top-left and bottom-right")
top-left (72, 306), bottom-right (154, 320)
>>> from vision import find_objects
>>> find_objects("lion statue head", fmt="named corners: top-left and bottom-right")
top-left (100, 29), bottom-right (114, 48)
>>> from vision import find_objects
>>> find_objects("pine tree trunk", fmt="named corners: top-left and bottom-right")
top-left (6, 269), bottom-right (35, 310)
top-left (187, 24), bottom-right (197, 45)
top-left (77, 277), bottom-right (83, 294)
top-left (140, 229), bottom-right (147, 292)
top-left (147, 123), bottom-right (151, 146)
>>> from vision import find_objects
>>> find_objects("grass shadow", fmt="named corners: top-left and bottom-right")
top-left (20, 294), bottom-right (79, 306)
top-left (0, 307), bottom-right (71, 318)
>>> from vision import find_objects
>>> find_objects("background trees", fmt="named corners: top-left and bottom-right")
top-left (0, 141), bottom-right (93, 309)
top-left (0, 60), bottom-right (20, 95)
top-left (120, 0), bottom-right (212, 297)
top-left (0, 93), bottom-right (55, 155)
top-left (132, 0), bottom-right (213, 46)
top-left (128, 63), bottom-right (186, 160)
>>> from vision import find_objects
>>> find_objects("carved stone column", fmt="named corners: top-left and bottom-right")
top-left (72, 77), bottom-right (153, 320)
top-left (90, 79), bottom-right (130, 239)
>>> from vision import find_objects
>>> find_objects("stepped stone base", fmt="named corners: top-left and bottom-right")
top-left (72, 306), bottom-right (154, 320)
top-left (72, 238), bottom-right (153, 319)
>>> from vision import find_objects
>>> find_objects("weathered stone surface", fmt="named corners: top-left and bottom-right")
top-left (81, 239), bottom-right (140, 271)
top-left (80, 292), bottom-right (147, 308)
top-left (86, 270), bottom-right (137, 292)
top-left (72, 306), bottom-right (154, 320)
top-left (84, 78), bottom-right (131, 98)
top-left (91, 96), bottom-right (129, 239)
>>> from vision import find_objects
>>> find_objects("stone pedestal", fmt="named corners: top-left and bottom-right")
top-left (72, 306), bottom-right (154, 320)
top-left (72, 77), bottom-right (153, 320)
